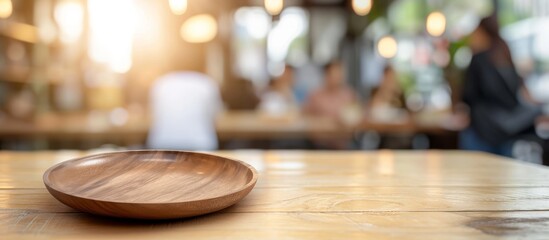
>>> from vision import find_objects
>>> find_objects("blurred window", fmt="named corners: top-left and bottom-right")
top-left (232, 7), bottom-right (309, 88)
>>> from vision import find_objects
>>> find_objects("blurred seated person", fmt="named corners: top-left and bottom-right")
top-left (304, 61), bottom-right (357, 121)
top-left (259, 65), bottom-right (298, 117)
top-left (460, 16), bottom-right (542, 157)
top-left (366, 65), bottom-right (415, 149)
top-left (368, 65), bottom-right (407, 122)
top-left (221, 78), bottom-right (260, 110)
top-left (147, 58), bottom-right (222, 151)
top-left (304, 61), bottom-right (358, 149)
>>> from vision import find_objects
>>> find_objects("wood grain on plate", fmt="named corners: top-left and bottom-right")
top-left (42, 151), bottom-right (258, 219)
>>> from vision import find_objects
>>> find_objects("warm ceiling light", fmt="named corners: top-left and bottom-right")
top-left (352, 0), bottom-right (372, 16)
top-left (180, 14), bottom-right (218, 43)
top-left (0, 0), bottom-right (13, 19)
top-left (426, 11), bottom-right (446, 37)
top-left (54, 0), bottom-right (84, 43)
top-left (265, 0), bottom-right (283, 16)
top-left (377, 35), bottom-right (398, 59)
top-left (88, 0), bottom-right (136, 73)
top-left (169, 0), bottom-right (187, 15)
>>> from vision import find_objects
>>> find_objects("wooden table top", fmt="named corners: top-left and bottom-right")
top-left (2, 150), bottom-right (549, 239)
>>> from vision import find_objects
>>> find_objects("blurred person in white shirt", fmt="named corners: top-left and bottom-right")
top-left (147, 59), bottom-right (222, 151)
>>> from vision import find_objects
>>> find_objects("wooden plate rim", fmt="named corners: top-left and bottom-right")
top-left (42, 150), bottom-right (259, 205)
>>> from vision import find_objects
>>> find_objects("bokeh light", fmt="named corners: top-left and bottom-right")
top-left (377, 35), bottom-right (398, 58)
top-left (168, 0), bottom-right (187, 15)
top-left (426, 11), bottom-right (446, 37)
top-left (0, 0), bottom-right (12, 19)
top-left (352, 0), bottom-right (372, 16)
top-left (265, 0), bottom-right (283, 16)
top-left (180, 14), bottom-right (218, 43)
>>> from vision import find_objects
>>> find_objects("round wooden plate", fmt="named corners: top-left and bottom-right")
top-left (43, 150), bottom-right (258, 219)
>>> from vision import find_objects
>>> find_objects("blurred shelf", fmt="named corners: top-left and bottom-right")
top-left (0, 67), bottom-right (61, 84)
top-left (0, 66), bottom-right (30, 84)
top-left (0, 21), bottom-right (39, 44)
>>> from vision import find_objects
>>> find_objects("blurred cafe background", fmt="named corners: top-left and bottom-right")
top-left (0, 0), bottom-right (548, 164)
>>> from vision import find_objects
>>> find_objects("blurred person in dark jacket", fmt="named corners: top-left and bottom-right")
top-left (460, 16), bottom-right (542, 157)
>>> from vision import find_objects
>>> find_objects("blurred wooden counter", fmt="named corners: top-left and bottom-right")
top-left (0, 111), bottom-right (462, 143)
top-left (1, 150), bottom-right (549, 239)
top-left (0, 111), bottom-right (348, 141)
top-left (216, 111), bottom-right (351, 140)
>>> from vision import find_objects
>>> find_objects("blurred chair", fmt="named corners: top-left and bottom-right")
top-left (147, 72), bottom-right (222, 150)
top-left (221, 78), bottom-right (260, 110)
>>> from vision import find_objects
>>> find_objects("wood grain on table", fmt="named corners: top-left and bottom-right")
top-left (1, 150), bottom-right (549, 239)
